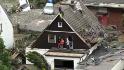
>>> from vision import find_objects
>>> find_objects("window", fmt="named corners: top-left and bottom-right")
top-left (58, 22), bottom-right (62, 27)
top-left (48, 34), bottom-right (56, 43)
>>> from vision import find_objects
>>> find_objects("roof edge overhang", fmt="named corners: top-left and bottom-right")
top-left (44, 51), bottom-right (84, 58)
top-left (85, 4), bottom-right (124, 9)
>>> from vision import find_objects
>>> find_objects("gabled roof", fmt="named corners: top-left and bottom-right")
top-left (32, 0), bottom-right (104, 47)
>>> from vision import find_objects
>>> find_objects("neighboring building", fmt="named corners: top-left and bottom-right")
top-left (83, 0), bottom-right (124, 31)
top-left (0, 5), bottom-right (14, 49)
top-left (26, 0), bottom-right (105, 70)
top-left (19, 0), bottom-right (30, 11)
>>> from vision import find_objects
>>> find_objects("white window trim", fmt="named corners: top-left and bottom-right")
top-left (48, 34), bottom-right (56, 43)
top-left (58, 22), bottom-right (62, 27)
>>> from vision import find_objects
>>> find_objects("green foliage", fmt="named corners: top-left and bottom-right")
top-left (0, 37), bottom-right (5, 49)
top-left (26, 51), bottom-right (49, 70)
top-left (0, 51), bottom-right (11, 66)
top-left (0, 38), bottom-right (12, 70)
top-left (0, 63), bottom-right (10, 70)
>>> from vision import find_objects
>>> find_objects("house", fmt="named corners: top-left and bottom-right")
top-left (83, 0), bottom-right (124, 31)
top-left (0, 5), bottom-right (14, 49)
top-left (26, 0), bottom-right (105, 70)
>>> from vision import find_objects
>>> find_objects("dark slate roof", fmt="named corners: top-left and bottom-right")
top-left (58, 0), bottom-right (104, 45)
top-left (83, 0), bottom-right (124, 4)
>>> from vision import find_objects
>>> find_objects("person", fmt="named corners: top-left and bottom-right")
top-left (59, 5), bottom-right (62, 13)
top-left (66, 37), bottom-right (70, 49)
top-left (68, 36), bottom-right (73, 49)
top-left (59, 38), bottom-right (64, 48)
top-left (58, 5), bottom-right (64, 17)
top-left (57, 39), bottom-right (61, 48)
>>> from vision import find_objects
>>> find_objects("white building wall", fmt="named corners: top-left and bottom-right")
top-left (0, 5), bottom-right (14, 49)
top-left (26, 48), bottom-right (81, 70)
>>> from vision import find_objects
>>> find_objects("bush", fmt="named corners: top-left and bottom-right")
top-left (26, 51), bottom-right (49, 70)
top-left (0, 38), bottom-right (12, 70)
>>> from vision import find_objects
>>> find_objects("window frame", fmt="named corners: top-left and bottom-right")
top-left (48, 34), bottom-right (56, 43)
top-left (58, 22), bottom-right (63, 28)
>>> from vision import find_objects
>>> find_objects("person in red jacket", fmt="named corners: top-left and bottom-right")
top-left (58, 38), bottom-right (64, 48)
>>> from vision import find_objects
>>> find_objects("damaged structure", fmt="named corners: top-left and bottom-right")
top-left (83, 0), bottom-right (124, 31)
top-left (26, 0), bottom-right (106, 70)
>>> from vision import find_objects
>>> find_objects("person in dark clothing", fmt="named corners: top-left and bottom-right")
top-left (59, 5), bottom-right (64, 17)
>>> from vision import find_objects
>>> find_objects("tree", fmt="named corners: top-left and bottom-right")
top-left (0, 37), bottom-right (5, 49)
top-left (0, 63), bottom-right (10, 70)
top-left (0, 37), bottom-right (12, 70)
top-left (26, 51), bottom-right (49, 70)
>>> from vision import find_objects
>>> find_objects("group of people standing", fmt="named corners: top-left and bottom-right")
top-left (57, 37), bottom-right (73, 49)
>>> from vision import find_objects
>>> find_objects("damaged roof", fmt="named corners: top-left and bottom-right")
top-left (56, 0), bottom-right (104, 45)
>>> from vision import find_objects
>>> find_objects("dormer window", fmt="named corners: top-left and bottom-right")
top-left (58, 22), bottom-right (62, 27)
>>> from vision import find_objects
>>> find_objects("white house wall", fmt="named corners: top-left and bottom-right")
top-left (26, 48), bottom-right (82, 70)
top-left (0, 5), bottom-right (14, 49)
